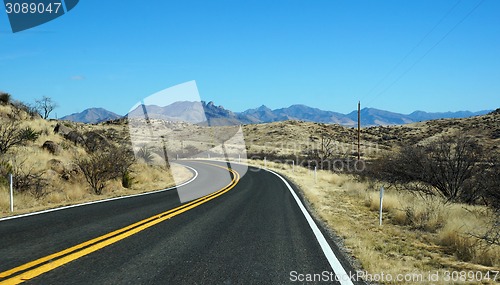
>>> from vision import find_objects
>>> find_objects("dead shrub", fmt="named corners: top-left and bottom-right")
top-left (9, 156), bottom-right (48, 198)
top-left (439, 230), bottom-right (477, 262)
top-left (75, 146), bottom-right (134, 194)
top-left (402, 200), bottom-right (447, 232)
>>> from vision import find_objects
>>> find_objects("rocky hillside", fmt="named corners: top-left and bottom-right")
top-left (239, 110), bottom-right (499, 160)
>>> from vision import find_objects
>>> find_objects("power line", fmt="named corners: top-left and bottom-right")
top-left (361, 0), bottom-right (462, 103)
top-left (364, 0), bottom-right (485, 106)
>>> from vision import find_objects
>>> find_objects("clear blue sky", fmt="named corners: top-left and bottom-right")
top-left (1, 0), bottom-right (499, 117)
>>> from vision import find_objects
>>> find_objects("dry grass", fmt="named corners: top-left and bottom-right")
top-left (245, 159), bottom-right (500, 284)
top-left (0, 186), bottom-right (10, 209)
top-left (1, 152), bottom-right (193, 218)
top-left (0, 163), bottom-right (193, 217)
top-left (437, 207), bottom-right (500, 267)
top-left (366, 191), bottom-right (400, 213)
top-left (0, 109), bottom-right (195, 218)
top-left (128, 163), bottom-right (192, 192)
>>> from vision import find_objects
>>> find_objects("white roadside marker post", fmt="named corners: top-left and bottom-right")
top-left (264, 157), bottom-right (267, 168)
top-left (9, 174), bottom-right (14, 212)
top-left (379, 186), bottom-right (384, 226)
top-left (292, 160), bottom-right (295, 172)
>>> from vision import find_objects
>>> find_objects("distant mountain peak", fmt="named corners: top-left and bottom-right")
top-left (257, 104), bottom-right (270, 110)
top-left (61, 107), bottom-right (121, 124)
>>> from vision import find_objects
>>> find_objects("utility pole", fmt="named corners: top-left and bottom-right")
top-left (160, 135), bottom-right (169, 169)
top-left (357, 101), bottom-right (361, 161)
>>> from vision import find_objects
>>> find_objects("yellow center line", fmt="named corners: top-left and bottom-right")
top-left (0, 163), bottom-right (235, 279)
top-left (0, 162), bottom-right (239, 285)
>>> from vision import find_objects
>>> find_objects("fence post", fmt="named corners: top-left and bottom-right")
top-left (9, 173), bottom-right (14, 212)
top-left (379, 186), bottom-right (384, 226)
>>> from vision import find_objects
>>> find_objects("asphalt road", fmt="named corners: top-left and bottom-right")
top-left (0, 160), bottom-right (361, 285)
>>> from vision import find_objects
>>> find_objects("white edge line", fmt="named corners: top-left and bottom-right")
top-left (211, 159), bottom-right (354, 285)
top-left (0, 164), bottom-right (198, 222)
top-left (264, 168), bottom-right (355, 285)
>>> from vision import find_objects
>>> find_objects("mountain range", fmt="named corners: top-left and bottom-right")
top-left (61, 102), bottom-right (492, 127)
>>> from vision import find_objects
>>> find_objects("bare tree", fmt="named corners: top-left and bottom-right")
top-left (318, 135), bottom-right (336, 162)
top-left (76, 146), bottom-right (134, 194)
top-left (114, 146), bottom-right (135, 188)
top-left (375, 134), bottom-right (483, 203)
top-left (76, 151), bottom-right (115, 195)
top-left (35, 96), bottom-right (58, 119)
top-left (423, 135), bottom-right (482, 202)
top-left (0, 120), bottom-right (23, 154)
top-left (0, 120), bottom-right (39, 154)
top-left (307, 134), bottom-right (337, 169)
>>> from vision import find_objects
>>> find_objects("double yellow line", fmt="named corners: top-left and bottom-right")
top-left (0, 162), bottom-right (239, 285)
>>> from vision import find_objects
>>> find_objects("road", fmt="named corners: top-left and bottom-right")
top-left (0, 160), bottom-right (361, 284)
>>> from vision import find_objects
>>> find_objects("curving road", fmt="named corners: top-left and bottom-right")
top-left (0, 161), bottom-right (361, 285)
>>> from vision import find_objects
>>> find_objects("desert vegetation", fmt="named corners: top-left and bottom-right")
top-left (369, 134), bottom-right (498, 205)
top-left (0, 95), bottom-right (191, 216)
top-left (239, 110), bottom-right (499, 283)
top-left (247, 157), bottom-right (499, 284)
top-left (1, 90), bottom-right (498, 283)
top-left (74, 146), bottom-right (134, 195)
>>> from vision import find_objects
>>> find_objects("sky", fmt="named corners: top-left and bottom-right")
top-left (0, 0), bottom-right (499, 118)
